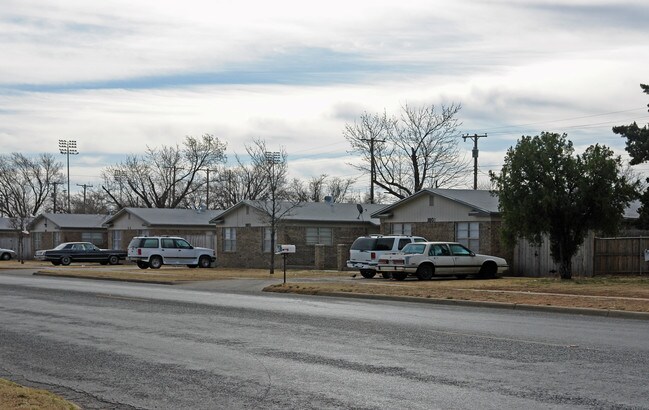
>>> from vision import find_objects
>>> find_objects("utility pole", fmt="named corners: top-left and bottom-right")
top-left (50, 181), bottom-right (64, 213)
top-left (58, 139), bottom-right (78, 212)
top-left (76, 183), bottom-right (93, 213)
top-left (361, 137), bottom-right (385, 204)
top-left (462, 133), bottom-right (487, 190)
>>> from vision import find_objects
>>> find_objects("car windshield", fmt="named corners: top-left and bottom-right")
top-left (402, 244), bottom-right (426, 254)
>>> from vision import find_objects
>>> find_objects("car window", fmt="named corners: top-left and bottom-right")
top-left (403, 244), bottom-right (425, 254)
top-left (429, 244), bottom-right (450, 256)
top-left (375, 238), bottom-right (394, 251)
top-left (350, 237), bottom-right (377, 251)
top-left (175, 239), bottom-right (192, 249)
top-left (449, 243), bottom-right (472, 256)
top-left (161, 238), bottom-right (175, 248)
top-left (142, 238), bottom-right (159, 248)
top-left (414, 237), bottom-right (427, 243)
top-left (397, 238), bottom-right (411, 250)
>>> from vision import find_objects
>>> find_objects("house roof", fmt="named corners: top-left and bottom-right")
top-left (372, 188), bottom-right (500, 218)
top-left (30, 213), bottom-right (111, 229)
top-left (211, 200), bottom-right (385, 225)
top-left (104, 207), bottom-right (224, 227)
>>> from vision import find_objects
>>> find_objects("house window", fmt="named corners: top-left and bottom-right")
top-left (82, 232), bottom-right (103, 245)
top-left (306, 227), bottom-right (332, 246)
top-left (224, 228), bottom-right (236, 252)
top-left (392, 223), bottom-right (412, 235)
top-left (429, 196), bottom-right (435, 206)
top-left (111, 230), bottom-right (122, 250)
top-left (263, 228), bottom-right (277, 253)
top-left (456, 222), bottom-right (479, 251)
top-left (33, 233), bottom-right (42, 250)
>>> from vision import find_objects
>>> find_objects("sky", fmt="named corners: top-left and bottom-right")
top-left (1, 0), bottom-right (648, 198)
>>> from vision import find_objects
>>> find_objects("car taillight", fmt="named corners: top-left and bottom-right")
top-left (137, 249), bottom-right (142, 255)
top-left (371, 252), bottom-right (376, 259)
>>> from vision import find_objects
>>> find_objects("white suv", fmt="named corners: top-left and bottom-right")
top-left (127, 236), bottom-right (216, 269)
top-left (347, 235), bottom-right (427, 278)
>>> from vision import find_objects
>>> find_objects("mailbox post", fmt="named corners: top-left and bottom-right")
top-left (275, 245), bottom-right (296, 284)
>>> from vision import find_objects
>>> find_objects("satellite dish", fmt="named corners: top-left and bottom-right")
top-left (356, 204), bottom-right (364, 219)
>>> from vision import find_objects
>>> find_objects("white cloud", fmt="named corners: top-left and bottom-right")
top-left (1, 0), bottom-right (648, 195)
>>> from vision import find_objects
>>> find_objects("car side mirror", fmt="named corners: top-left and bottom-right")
top-left (470, 251), bottom-right (476, 256)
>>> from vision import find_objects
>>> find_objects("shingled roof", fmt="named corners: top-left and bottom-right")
top-left (104, 207), bottom-right (223, 227)
top-left (30, 213), bottom-right (111, 229)
top-left (211, 200), bottom-right (385, 225)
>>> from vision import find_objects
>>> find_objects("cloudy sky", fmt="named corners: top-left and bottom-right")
top-left (1, 0), bottom-right (648, 196)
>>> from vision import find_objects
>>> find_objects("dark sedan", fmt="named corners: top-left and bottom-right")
top-left (34, 242), bottom-right (127, 266)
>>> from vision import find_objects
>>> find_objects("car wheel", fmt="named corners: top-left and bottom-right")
top-left (381, 272), bottom-right (392, 279)
top-left (456, 274), bottom-right (468, 280)
top-left (60, 256), bottom-right (71, 266)
top-left (198, 256), bottom-right (211, 268)
top-left (392, 272), bottom-right (407, 281)
top-left (416, 264), bottom-right (434, 280)
top-left (1, 252), bottom-right (11, 260)
top-left (479, 262), bottom-right (497, 278)
top-left (149, 256), bottom-right (163, 269)
top-left (187, 264), bottom-right (198, 269)
top-left (108, 255), bottom-right (119, 265)
top-left (360, 269), bottom-right (376, 279)
top-left (136, 261), bottom-right (149, 269)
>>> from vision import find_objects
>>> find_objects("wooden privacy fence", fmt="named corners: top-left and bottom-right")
top-left (513, 234), bottom-right (649, 276)
top-left (593, 237), bottom-right (649, 275)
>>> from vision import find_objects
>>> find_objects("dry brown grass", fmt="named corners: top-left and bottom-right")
top-left (0, 378), bottom-right (79, 409)
top-left (265, 276), bottom-right (649, 312)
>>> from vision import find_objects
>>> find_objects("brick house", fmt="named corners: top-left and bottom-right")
top-left (103, 207), bottom-right (223, 251)
top-left (371, 188), bottom-right (509, 261)
top-left (210, 200), bottom-right (385, 269)
top-left (29, 213), bottom-right (112, 254)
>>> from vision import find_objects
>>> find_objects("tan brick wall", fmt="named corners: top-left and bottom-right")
top-left (216, 223), bottom-right (380, 270)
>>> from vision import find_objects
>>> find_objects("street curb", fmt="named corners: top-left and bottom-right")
top-left (293, 290), bottom-right (649, 321)
top-left (33, 271), bottom-right (177, 286)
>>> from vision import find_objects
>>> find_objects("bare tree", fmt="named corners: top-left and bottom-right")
top-left (245, 139), bottom-right (301, 274)
top-left (0, 153), bottom-right (63, 261)
top-left (101, 134), bottom-right (227, 209)
top-left (345, 103), bottom-right (470, 199)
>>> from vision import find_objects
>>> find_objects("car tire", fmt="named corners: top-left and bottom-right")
top-left (1, 252), bottom-right (11, 260)
top-left (60, 256), bottom-right (71, 266)
top-left (416, 264), bottom-right (434, 280)
top-left (392, 272), bottom-right (407, 281)
top-left (149, 256), bottom-right (163, 269)
top-left (479, 262), bottom-right (497, 279)
top-left (108, 255), bottom-right (119, 265)
top-left (381, 272), bottom-right (392, 279)
top-left (136, 261), bottom-right (149, 269)
top-left (198, 256), bottom-right (211, 268)
top-left (360, 269), bottom-right (376, 279)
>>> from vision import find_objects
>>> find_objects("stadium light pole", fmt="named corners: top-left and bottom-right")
top-left (58, 140), bottom-right (78, 212)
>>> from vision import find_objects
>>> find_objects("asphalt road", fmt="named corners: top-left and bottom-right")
top-left (1, 271), bottom-right (648, 409)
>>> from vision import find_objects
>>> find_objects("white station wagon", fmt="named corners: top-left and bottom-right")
top-left (376, 241), bottom-right (508, 281)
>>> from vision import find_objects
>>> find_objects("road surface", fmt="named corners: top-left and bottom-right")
top-left (1, 272), bottom-right (648, 409)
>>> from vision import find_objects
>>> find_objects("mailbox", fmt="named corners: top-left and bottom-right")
top-left (276, 244), bottom-right (296, 254)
